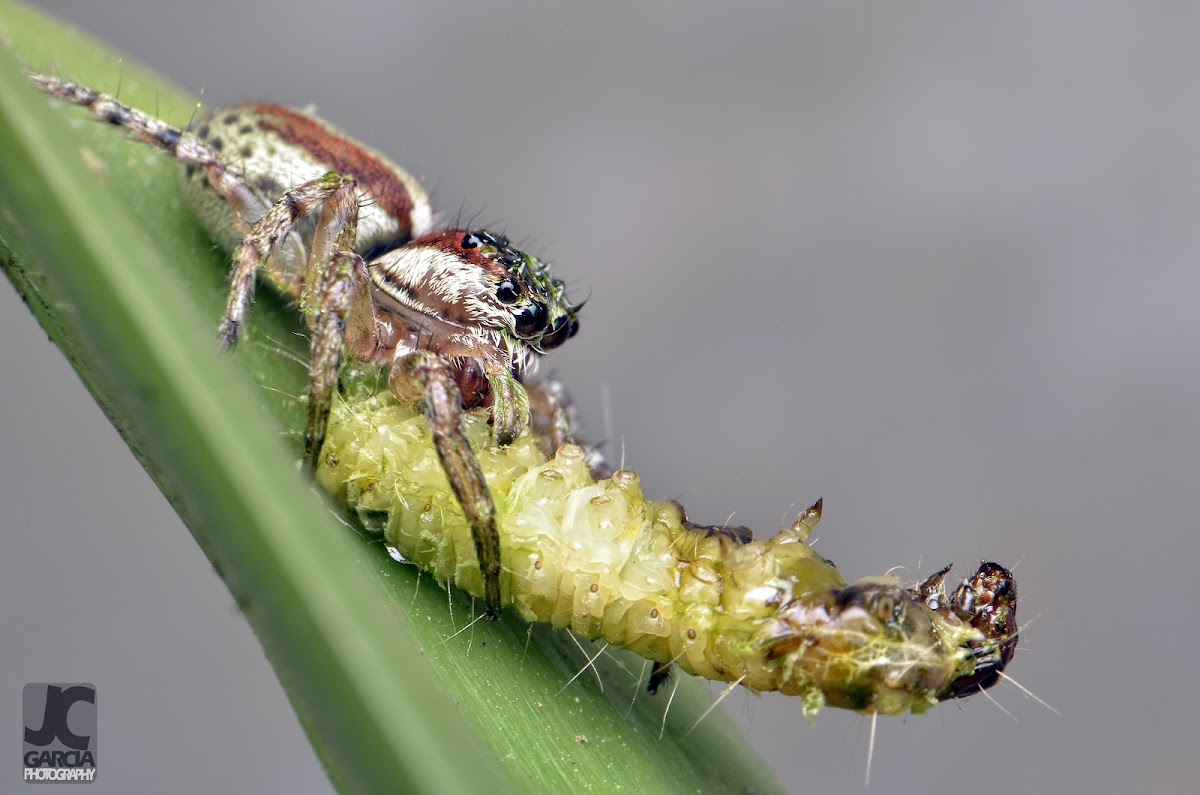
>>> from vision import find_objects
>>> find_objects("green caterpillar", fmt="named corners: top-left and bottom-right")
top-left (317, 384), bottom-right (1017, 718)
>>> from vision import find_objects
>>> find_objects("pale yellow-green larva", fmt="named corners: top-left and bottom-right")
top-left (317, 385), bottom-right (1015, 718)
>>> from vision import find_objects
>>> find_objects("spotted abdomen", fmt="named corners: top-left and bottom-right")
top-left (182, 103), bottom-right (434, 292)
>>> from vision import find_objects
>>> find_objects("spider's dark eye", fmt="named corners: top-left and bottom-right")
top-left (496, 280), bottom-right (520, 304)
top-left (539, 317), bottom-right (570, 349)
top-left (461, 233), bottom-right (481, 249)
top-left (514, 301), bottom-right (548, 337)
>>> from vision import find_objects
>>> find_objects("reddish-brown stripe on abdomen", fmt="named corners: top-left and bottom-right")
top-left (249, 103), bottom-right (418, 232)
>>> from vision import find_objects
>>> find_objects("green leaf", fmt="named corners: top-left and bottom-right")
top-left (0, 2), bottom-right (784, 793)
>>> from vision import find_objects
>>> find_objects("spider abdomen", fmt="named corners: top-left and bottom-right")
top-left (182, 103), bottom-right (434, 294)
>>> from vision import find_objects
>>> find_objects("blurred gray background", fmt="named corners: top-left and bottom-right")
top-left (3, 1), bottom-right (1198, 792)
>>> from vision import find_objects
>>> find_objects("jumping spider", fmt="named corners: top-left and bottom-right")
top-left (28, 72), bottom-right (582, 617)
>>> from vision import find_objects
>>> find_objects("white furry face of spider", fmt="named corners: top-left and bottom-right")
top-left (368, 228), bottom-right (582, 375)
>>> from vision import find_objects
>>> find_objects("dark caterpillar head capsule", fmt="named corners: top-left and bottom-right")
top-left (940, 562), bottom-right (1018, 700)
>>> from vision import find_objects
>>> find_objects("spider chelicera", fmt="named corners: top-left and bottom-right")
top-left (28, 71), bottom-right (583, 616)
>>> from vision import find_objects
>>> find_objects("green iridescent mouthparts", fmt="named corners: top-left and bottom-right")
top-left (317, 379), bottom-right (1003, 718)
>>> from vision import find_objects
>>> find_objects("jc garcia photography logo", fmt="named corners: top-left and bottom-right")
top-left (22, 684), bottom-right (97, 783)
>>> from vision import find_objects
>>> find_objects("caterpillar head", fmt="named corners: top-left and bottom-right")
top-left (768, 579), bottom-right (975, 715)
top-left (765, 562), bottom-right (1019, 715)
top-left (938, 562), bottom-right (1019, 700)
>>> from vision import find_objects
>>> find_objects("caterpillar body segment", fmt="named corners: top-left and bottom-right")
top-left (318, 387), bottom-right (1017, 718)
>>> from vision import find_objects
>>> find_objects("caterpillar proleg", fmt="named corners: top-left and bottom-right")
top-left (317, 383), bottom-right (1018, 718)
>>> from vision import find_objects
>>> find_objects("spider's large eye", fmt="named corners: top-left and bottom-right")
top-left (461, 232), bottom-right (481, 249)
top-left (539, 316), bottom-right (575, 350)
top-left (496, 280), bottom-right (520, 304)
top-left (514, 301), bottom-right (548, 337)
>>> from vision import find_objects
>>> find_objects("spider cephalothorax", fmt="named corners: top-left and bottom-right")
top-left (370, 228), bottom-right (580, 355)
top-left (28, 72), bottom-right (583, 617)
top-left (363, 228), bottom-right (581, 441)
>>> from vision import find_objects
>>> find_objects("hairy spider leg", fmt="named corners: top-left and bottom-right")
top-left (25, 73), bottom-right (306, 300)
top-left (526, 379), bottom-right (613, 480)
top-left (171, 168), bottom-right (364, 469)
top-left (392, 353), bottom-right (502, 615)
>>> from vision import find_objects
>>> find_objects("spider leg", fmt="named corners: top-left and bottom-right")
top-left (209, 165), bottom-right (362, 472)
top-left (208, 171), bottom-right (361, 469)
top-left (26, 72), bottom-right (300, 290)
top-left (391, 353), bottom-right (503, 617)
top-left (219, 172), bottom-right (357, 350)
top-left (526, 380), bottom-right (613, 479)
top-left (525, 380), bottom-right (574, 455)
top-left (302, 249), bottom-right (357, 471)
top-left (485, 368), bottom-right (531, 447)
top-left (647, 661), bottom-right (674, 695)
